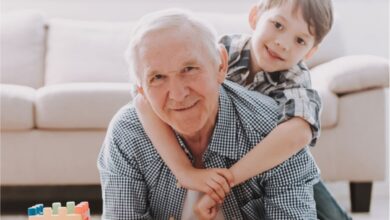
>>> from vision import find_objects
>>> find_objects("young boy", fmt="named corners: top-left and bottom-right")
top-left (135, 0), bottom-right (350, 219)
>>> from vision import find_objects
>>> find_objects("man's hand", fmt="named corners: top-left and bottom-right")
top-left (177, 168), bottom-right (234, 203)
top-left (194, 194), bottom-right (219, 220)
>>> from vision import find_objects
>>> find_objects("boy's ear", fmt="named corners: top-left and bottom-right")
top-left (249, 5), bottom-right (260, 30)
top-left (304, 46), bottom-right (319, 60)
top-left (217, 44), bottom-right (228, 83)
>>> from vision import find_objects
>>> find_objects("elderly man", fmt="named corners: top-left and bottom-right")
top-left (98, 9), bottom-right (320, 219)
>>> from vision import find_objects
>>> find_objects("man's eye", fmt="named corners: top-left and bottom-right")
top-left (150, 74), bottom-right (164, 83)
top-left (273, 21), bottom-right (283, 30)
top-left (297, 37), bottom-right (306, 45)
top-left (182, 66), bottom-right (196, 73)
top-left (154, 74), bottom-right (164, 80)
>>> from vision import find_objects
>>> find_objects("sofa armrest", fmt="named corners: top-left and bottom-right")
top-left (311, 55), bottom-right (389, 95)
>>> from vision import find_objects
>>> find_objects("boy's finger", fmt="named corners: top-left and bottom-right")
top-left (216, 169), bottom-right (235, 187)
top-left (206, 180), bottom-right (225, 202)
top-left (211, 174), bottom-right (230, 194)
top-left (206, 188), bottom-right (222, 203)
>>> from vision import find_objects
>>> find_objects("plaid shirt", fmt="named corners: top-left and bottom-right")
top-left (98, 81), bottom-right (320, 219)
top-left (220, 34), bottom-right (322, 146)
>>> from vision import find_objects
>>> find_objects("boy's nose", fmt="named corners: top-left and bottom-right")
top-left (274, 37), bottom-right (290, 52)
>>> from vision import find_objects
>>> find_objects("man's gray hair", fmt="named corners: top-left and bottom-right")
top-left (124, 9), bottom-right (220, 84)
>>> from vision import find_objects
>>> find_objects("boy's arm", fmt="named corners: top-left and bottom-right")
top-left (133, 94), bottom-right (193, 176)
top-left (230, 66), bottom-right (322, 185)
top-left (134, 94), bottom-right (233, 202)
top-left (270, 64), bottom-right (322, 146)
top-left (230, 117), bottom-right (312, 184)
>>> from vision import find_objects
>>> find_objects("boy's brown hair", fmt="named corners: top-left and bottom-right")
top-left (257, 0), bottom-right (333, 45)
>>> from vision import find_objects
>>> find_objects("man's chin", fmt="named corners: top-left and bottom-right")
top-left (170, 120), bottom-right (203, 136)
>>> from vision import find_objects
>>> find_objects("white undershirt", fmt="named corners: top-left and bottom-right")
top-left (181, 190), bottom-right (224, 220)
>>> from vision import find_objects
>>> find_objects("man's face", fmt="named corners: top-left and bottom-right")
top-left (135, 27), bottom-right (226, 137)
top-left (249, 2), bottom-right (318, 73)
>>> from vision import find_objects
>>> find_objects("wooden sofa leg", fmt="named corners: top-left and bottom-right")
top-left (349, 182), bottom-right (372, 212)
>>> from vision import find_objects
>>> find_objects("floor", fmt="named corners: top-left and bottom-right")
top-left (2, 182), bottom-right (389, 220)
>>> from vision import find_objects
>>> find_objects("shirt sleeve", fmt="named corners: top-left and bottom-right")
top-left (262, 148), bottom-right (320, 219)
top-left (97, 124), bottom-right (152, 220)
top-left (268, 66), bottom-right (322, 147)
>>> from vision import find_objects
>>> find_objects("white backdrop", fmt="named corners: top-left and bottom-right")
top-left (1, 0), bottom-right (389, 58)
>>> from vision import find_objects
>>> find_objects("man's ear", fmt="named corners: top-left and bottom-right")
top-left (217, 44), bottom-right (228, 83)
top-left (304, 45), bottom-right (319, 60)
top-left (249, 5), bottom-right (260, 30)
top-left (136, 85), bottom-right (144, 95)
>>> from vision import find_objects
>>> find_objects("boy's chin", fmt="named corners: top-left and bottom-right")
top-left (263, 66), bottom-right (283, 73)
top-left (261, 63), bottom-right (292, 73)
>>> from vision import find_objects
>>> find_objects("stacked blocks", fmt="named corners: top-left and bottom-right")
top-left (28, 201), bottom-right (90, 220)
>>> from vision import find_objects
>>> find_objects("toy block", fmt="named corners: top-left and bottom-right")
top-left (28, 201), bottom-right (90, 220)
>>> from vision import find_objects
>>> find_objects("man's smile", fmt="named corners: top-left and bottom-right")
top-left (170, 100), bottom-right (199, 112)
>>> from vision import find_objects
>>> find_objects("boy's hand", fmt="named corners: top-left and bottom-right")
top-left (194, 194), bottom-right (219, 220)
top-left (177, 168), bottom-right (234, 203)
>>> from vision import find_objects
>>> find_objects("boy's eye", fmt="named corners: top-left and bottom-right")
top-left (296, 37), bottom-right (306, 45)
top-left (273, 21), bottom-right (283, 30)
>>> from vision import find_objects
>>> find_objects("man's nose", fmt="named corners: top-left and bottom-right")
top-left (167, 78), bottom-right (189, 102)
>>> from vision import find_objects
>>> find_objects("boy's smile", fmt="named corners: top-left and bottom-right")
top-left (249, 1), bottom-right (318, 73)
top-left (265, 45), bottom-right (285, 61)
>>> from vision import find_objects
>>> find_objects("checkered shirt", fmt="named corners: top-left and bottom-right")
top-left (220, 34), bottom-right (322, 146)
top-left (98, 81), bottom-right (320, 219)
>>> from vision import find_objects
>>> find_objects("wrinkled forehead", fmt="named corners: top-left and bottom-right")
top-left (141, 25), bottom-right (183, 44)
top-left (136, 26), bottom-right (199, 59)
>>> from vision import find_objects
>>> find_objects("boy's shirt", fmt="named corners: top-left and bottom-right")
top-left (220, 34), bottom-right (322, 146)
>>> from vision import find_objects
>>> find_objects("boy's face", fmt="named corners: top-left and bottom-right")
top-left (249, 2), bottom-right (318, 73)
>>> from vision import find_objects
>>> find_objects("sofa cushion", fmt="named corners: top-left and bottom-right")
top-left (312, 55), bottom-right (389, 94)
top-left (0, 84), bottom-right (35, 130)
top-left (36, 83), bottom-right (132, 129)
top-left (45, 19), bottom-right (134, 85)
top-left (0, 10), bottom-right (46, 89)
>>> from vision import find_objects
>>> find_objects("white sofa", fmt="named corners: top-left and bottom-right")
top-left (1, 10), bottom-right (388, 211)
